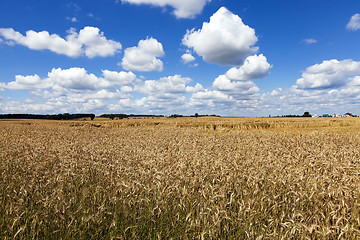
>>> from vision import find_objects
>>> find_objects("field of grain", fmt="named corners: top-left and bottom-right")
top-left (1, 117), bottom-right (360, 239)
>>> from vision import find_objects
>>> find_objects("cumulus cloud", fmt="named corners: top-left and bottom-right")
top-left (135, 75), bottom-right (196, 97)
top-left (296, 59), bottom-right (360, 89)
top-left (182, 7), bottom-right (258, 66)
top-left (0, 68), bottom-right (138, 114)
top-left (191, 90), bottom-right (233, 104)
top-left (2, 68), bottom-right (136, 92)
top-left (120, 37), bottom-right (164, 72)
top-left (225, 54), bottom-right (271, 81)
top-left (211, 75), bottom-right (259, 101)
top-left (181, 52), bottom-right (195, 64)
top-left (0, 28), bottom-right (82, 57)
top-left (5, 74), bottom-right (44, 90)
top-left (76, 27), bottom-right (122, 58)
top-left (192, 53), bottom-right (270, 106)
top-left (187, 56), bottom-right (271, 112)
top-left (102, 70), bottom-right (136, 85)
top-left (109, 95), bottom-right (187, 113)
top-left (48, 68), bottom-right (110, 90)
top-left (0, 27), bottom-right (122, 58)
top-left (346, 13), bottom-right (360, 31)
top-left (121, 0), bottom-right (210, 18)
top-left (106, 75), bottom-right (203, 113)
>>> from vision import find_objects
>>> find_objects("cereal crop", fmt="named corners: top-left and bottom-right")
top-left (1, 117), bottom-right (360, 239)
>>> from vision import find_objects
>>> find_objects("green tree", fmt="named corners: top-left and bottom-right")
top-left (303, 112), bottom-right (311, 117)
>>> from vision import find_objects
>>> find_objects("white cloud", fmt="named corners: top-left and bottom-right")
top-left (296, 59), bottom-right (360, 89)
top-left (303, 38), bottom-right (317, 44)
top-left (109, 95), bottom-right (186, 113)
top-left (346, 13), bottom-right (360, 31)
top-left (102, 70), bottom-right (136, 85)
top-left (189, 90), bottom-right (235, 110)
top-left (5, 74), bottom-right (44, 90)
top-left (135, 75), bottom-right (194, 96)
top-left (3, 60), bottom-right (360, 116)
top-left (349, 76), bottom-right (360, 86)
top-left (2, 68), bottom-right (137, 92)
top-left (0, 68), bottom-right (138, 114)
top-left (121, 86), bottom-right (133, 93)
top-left (181, 52), bottom-right (195, 64)
top-left (0, 28), bottom-right (82, 57)
top-left (186, 83), bottom-right (203, 93)
top-left (212, 75), bottom-right (259, 99)
top-left (192, 53), bottom-right (270, 106)
top-left (107, 74), bottom-right (203, 113)
top-left (225, 54), bottom-right (271, 81)
top-left (48, 68), bottom-right (109, 90)
top-left (0, 27), bottom-right (122, 58)
top-left (66, 17), bottom-right (78, 22)
top-left (182, 7), bottom-right (258, 66)
top-left (67, 89), bottom-right (127, 101)
top-left (120, 37), bottom-right (164, 72)
top-left (121, 0), bottom-right (210, 18)
top-left (77, 27), bottom-right (122, 58)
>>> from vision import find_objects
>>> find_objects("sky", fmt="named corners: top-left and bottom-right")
top-left (1, 0), bottom-right (360, 116)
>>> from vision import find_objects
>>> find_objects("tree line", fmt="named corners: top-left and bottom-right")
top-left (99, 114), bottom-right (165, 120)
top-left (0, 113), bottom-right (95, 120)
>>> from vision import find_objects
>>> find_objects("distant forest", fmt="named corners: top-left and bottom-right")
top-left (0, 112), bottom-right (315, 120)
top-left (99, 113), bottom-right (220, 119)
top-left (0, 113), bottom-right (95, 120)
top-left (99, 114), bottom-right (164, 119)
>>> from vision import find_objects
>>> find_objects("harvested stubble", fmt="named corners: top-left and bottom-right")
top-left (1, 118), bottom-right (360, 239)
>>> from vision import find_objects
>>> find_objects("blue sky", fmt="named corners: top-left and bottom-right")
top-left (1, 0), bottom-right (360, 116)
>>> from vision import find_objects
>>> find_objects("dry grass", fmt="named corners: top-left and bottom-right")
top-left (1, 117), bottom-right (360, 239)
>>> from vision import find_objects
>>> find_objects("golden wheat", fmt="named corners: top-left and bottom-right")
top-left (1, 118), bottom-right (360, 239)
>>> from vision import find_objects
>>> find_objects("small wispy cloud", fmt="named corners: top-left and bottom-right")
top-left (88, 13), bottom-right (100, 21)
top-left (66, 16), bottom-right (78, 22)
top-left (303, 38), bottom-right (318, 44)
top-left (67, 3), bottom-right (81, 12)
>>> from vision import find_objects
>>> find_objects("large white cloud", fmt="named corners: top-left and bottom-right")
top-left (194, 54), bottom-right (270, 105)
top-left (107, 74), bottom-right (203, 113)
top-left (0, 27), bottom-right (122, 58)
top-left (76, 27), bottom-right (122, 58)
top-left (4, 74), bottom-right (44, 90)
top-left (120, 38), bottom-right (165, 72)
top-left (213, 75), bottom-right (259, 97)
top-left (48, 68), bottom-right (111, 90)
top-left (296, 59), bottom-right (360, 89)
top-left (121, 0), bottom-right (210, 18)
top-left (346, 13), bottom-right (360, 31)
top-left (0, 68), bottom-right (137, 114)
top-left (2, 68), bottom-right (136, 92)
top-left (102, 70), bottom-right (136, 85)
top-left (134, 75), bottom-right (199, 97)
top-left (182, 7), bottom-right (258, 66)
top-left (225, 54), bottom-right (271, 81)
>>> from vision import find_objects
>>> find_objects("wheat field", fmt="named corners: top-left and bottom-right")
top-left (1, 117), bottom-right (360, 239)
